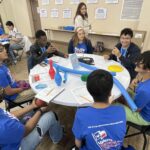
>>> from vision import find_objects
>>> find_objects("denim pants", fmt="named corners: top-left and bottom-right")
top-left (21, 111), bottom-right (63, 150)
top-left (9, 43), bottom-right (23, 61)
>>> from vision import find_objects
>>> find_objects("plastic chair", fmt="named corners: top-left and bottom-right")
top-left (1, 87), bottom-right (33, 111)
top-left (125, 121), bottom-right (150, 150)
top-left (15, 36), bottom-right (32, 61)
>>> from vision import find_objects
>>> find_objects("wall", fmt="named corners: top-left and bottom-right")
top-left (0, 0), bottom-right (34, 37)
top-left (0, 0), bottom-right (150, 50)
top-left (37, 0), bottom-right (150, 51)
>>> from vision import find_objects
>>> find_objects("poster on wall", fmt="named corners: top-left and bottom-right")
top-left (63, 9), bottom-right (72, 18)
top-left (105, 0), bottom-right (119, 3)
top-left (40, 9), bottom-right (48, 17)
top-left (55, 0), bottom-right (63, 4)
top-left (95, 8), bottom-right (107, 19)
top-left (41, 0), bottom-right (50, 5)
top-left (51, 9), bottom-right (59, 18)
top-left (87, 0), bottom-right (98, 4)
top-left (70, 0), bottom-right (80, 4)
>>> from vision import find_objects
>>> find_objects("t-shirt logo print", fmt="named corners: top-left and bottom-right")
top-left (92, 130), bottom-right (122, 150)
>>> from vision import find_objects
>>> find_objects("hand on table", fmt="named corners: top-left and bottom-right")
top-left (104, 55), bottom-right (110, 60)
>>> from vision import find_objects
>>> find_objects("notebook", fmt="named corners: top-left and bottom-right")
top-left (35, 86), bottom-right (65, 103)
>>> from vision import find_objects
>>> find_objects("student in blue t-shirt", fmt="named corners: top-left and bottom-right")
top-left (0, 43), bottom-right (34, 103)
top-left (0, 100), bottom-right (63, 150)
top-left (68, 27), bottom-right (93, 54)
top-left (72, 69), bottom-right (126, 150)
top-left (0, 22), bottom-right (4, 35)
top-left (104, 28), bottom-right (140, 80)
top-left (123, 51), bottom-right (150, 125)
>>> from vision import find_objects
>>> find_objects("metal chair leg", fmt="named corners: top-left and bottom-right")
top-left (143, 133), bottom-right (147, 150)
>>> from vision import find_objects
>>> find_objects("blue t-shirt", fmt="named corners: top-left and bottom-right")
top-left (0, 64), bottom-right (18, 101)
top-left (72, 105), bottom-right (126, 150)
top-left (134, 79), bottom-right (150, 122)
top-left (74, 42), bottom-right (87, 53)
top-left (0, 27), bottom-right (4, 35)
top-left (0, 108), bottom-right (25, 150)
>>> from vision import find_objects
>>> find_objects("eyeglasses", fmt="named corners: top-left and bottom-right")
top-left (0, 47), bottom-right (5, 52)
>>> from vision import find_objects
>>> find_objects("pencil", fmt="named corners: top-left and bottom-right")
top-left (46, 88), bottom-right (54, 96)
top-left (80, 96), bottom-right (93, 103)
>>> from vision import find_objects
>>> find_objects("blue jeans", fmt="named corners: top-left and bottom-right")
top-left (21, 111), bottom-right (63, 150)
top-left (9, 43), bottom-right (23, 61)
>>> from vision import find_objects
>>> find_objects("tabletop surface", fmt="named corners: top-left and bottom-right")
top-left (29, 54), bottom-right (130, 107)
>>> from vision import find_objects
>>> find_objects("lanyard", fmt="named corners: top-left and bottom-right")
top-left (120, 47), bottom-right (127, 57)
top-left (41, 47), bottom-right (46, 53)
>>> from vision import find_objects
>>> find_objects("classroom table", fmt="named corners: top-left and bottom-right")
top-left (29, 54), bottom-right (130, 107)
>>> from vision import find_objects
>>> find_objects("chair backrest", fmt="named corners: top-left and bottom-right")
top-left (132, 30), bottom-right (147, 50)
top-left (23, 36), bottom-right (32, 52)
top-left (0, 87), bottom-right (4, 103)
top-left (27, 55), bottom-right (34, 73)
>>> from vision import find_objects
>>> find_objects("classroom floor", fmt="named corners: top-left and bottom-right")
top-left (0, 43), bottom-right (150, 150)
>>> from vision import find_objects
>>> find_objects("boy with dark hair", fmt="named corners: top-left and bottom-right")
top-left (104, 28), bottom-right (140, 80)
top-left (72, 69), bottom-right (126, 150)
top-left (124, 51), bottom-right (150, 125)
top-left (29, 30), bottom-right (68, 69)
top-left (6, 21), bottom-right (14, 27)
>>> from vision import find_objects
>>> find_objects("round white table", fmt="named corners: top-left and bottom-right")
top-left (29, 54), bottom-right (130, 107)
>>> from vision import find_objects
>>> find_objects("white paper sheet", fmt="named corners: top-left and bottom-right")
top-left (105, 0), bottom-right (119, 3)
top-left (87, 0), bottom-right (98, 4)
top-left (63, 9), bottom-right (72, 18)
top-left (55, 0), bottom-right (63, 4)
top-left (70, 0), bottom-right (80, 4)
top-left (35, 86), bottom-right (65, 103)
top-left (72, 86), bottom-right (93, 105)
top-left (51, 9), bottom-right (59, 18)
top-left (41, 0), bottom-right (50, 5)
top-left (40, 9), bottom-right (48, 17)
top-left (95, 8), bottom-right (107, 19)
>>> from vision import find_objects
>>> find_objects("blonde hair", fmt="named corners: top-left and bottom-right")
top-left (72, 27), bottom-right (86, 46)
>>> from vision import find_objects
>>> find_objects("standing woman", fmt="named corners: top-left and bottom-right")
top-left (74, 2), bottom-right (91, 35)
top-left (68, 27), bottom-right (93, 54)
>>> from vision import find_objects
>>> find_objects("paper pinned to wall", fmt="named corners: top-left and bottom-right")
top-left (51, 9), bottom-right (59, 18)
top-left (95, 8), bottom-right (107, 19)
top-left (87, 0), bottom-right (98, 4)
top-left (37, 7), bottom-right (40, 14)
top-left (63, 9), bottom-right (72, 18)
top-left (134, 33), bottom-right (143, 39)
top-left (70, 0), bottom-right (80, 4)
top-left (105, 0), bottom-right (119, 3)
top-left (40, 9), bottom-right (48, 17)
top-left (55, 0), bottom-right (63, 4)
top-left (41, 0), bottom-right (50, 5)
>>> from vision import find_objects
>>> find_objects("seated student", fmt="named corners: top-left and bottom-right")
top-left (29, 30), bottom-right (68, 68)
top-left (6, 21), bottom-right (24, 64)
top-left (123, 51), bottom-right (150, 126)
top-left (0, 22), bottom-right (4, 36)
top-left (104, 28), bottom-right (140, 80)
top-left (0, 43), bottom-right (34, 103)
top-left (72, 69), bottom-right (126, 150)
top-left (68, 27), bottom-right (93, 54)
top-left (0, 100), bottom-right (63, 150)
